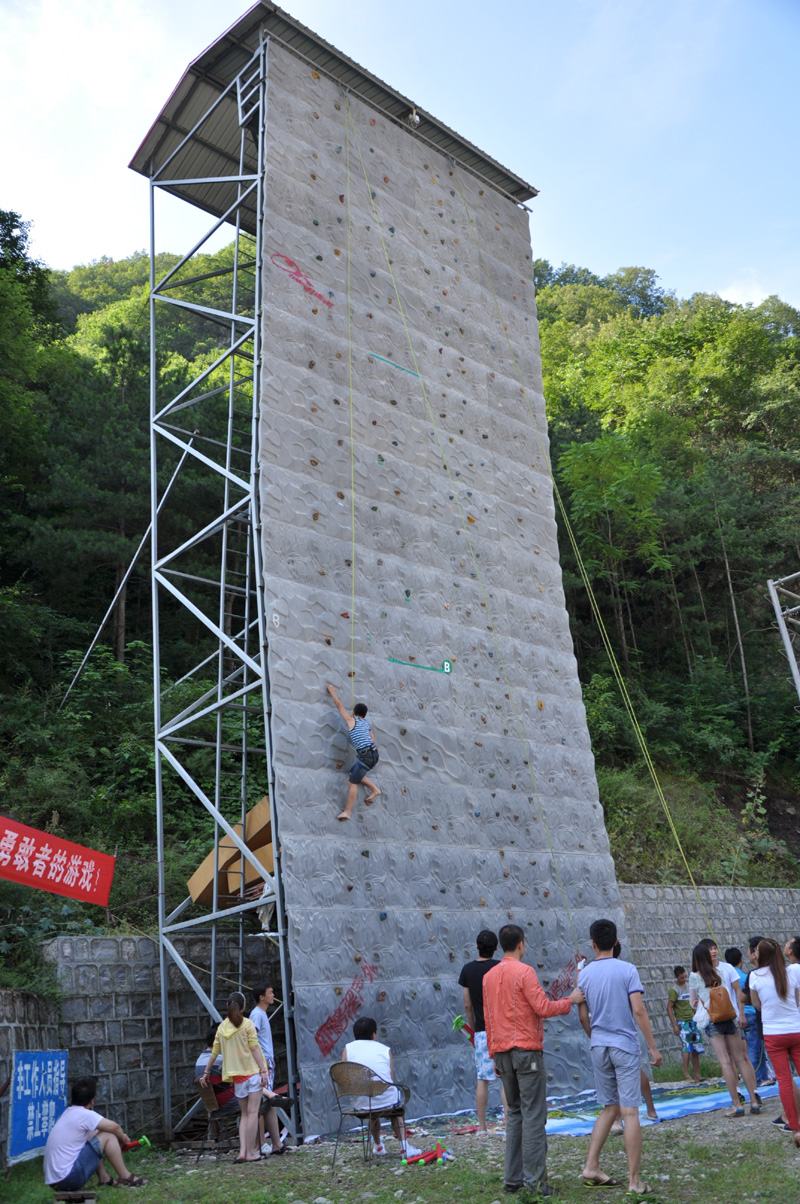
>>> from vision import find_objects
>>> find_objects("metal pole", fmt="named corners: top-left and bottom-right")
top-left (768, 578), bottom-right (800, 703)
top-left (149, 178), bottom-right (174, 1141)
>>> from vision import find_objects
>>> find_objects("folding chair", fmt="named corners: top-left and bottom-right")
top-left (195, 1079), bottom-right (240, 1161)
top-left (328, 1061), bottom-right (410, 1170)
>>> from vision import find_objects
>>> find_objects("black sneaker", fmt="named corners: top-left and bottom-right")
top-left (504, 1186), bottom-right (523, 1195)
top-left (772, 1115), bottom-right (787, 1126)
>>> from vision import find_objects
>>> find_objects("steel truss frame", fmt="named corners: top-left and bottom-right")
top-left (147, 37), bottom-right (299, 1138)
top-left (768, 570), bottom-right (800, 704)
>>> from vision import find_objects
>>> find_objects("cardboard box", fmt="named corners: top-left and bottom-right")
top-left (186, 797), bottom-right (272, 906)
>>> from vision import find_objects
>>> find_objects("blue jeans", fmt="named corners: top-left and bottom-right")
top-left (745, 1014), bottom-right (772, 1085)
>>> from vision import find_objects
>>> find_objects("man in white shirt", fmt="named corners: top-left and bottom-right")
top-left (342, 1016), bottom-right (421, 1158)
top-left (43, 1076), bottom-right (144, 1190)
top-left (250, 982), bottom-right (284, 1156)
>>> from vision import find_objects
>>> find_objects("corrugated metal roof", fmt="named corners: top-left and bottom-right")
top-left (130, 0), bottom-right (537, 224)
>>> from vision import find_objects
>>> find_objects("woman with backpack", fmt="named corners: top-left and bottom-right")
top-left (689, 942), bottom-right (760, 1118)
top-left (749, 937), bottom-right (800, 1146)
top-left (200, 991), bottom-right (271, 1162)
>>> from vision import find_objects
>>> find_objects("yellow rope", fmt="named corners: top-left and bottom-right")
top-left (447, 167), bottom-right (716, 941)
top-left (344, 97), bottom-right (580, 955)
top-left (345, 106), bottom-right (358, 704)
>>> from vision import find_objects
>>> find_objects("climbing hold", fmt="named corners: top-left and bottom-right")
top-left (378, 911), bottom-right (387, 921)
top-left (369, 117), bottom-right (376, 126)
top-left (340, 611), bottom-right (350, 619)
top-left (312, 511), bottom-right (320, 521)
top-left (311, 69), bottom-right (320, 79)
top-left (536, 699), bottom-right (545, 711)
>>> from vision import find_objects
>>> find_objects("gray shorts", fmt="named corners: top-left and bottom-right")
top-left (591, 1045), bottom-right (642, 1109)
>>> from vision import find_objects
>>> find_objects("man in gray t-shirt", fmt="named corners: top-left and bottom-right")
top-left (577, 919), bottom-right (661, 1194)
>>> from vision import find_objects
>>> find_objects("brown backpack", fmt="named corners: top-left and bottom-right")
top-left (707, 984), bottom-right (736, 1023)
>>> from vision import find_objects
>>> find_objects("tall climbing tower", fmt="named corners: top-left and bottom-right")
top-left (132, 2), bottom-right (625, 1136)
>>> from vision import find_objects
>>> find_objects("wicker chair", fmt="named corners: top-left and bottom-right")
top-left (328, 1061), bottom-right (410, 1169)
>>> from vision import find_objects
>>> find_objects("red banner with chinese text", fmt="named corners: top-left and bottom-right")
top-left (0, 817), bottom-right (115, 906)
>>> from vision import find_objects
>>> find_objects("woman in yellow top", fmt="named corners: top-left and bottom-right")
top-left (201, 991), bottom-right (270, 1161)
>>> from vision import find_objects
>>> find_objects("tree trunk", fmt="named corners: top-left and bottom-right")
top-left (691, 562), bottom-right (714, 656)
top-left (113, 561), bottom-right (126, 663)
top-left (610, 567), bottom-right (630, 674)
top-left (716, 505), bottom-right (754, 752)
top-left (664, 545), bottom-right (693, 677)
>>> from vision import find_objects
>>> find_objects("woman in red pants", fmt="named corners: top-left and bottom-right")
top-left (749, 938), bottom-right (800, 1148)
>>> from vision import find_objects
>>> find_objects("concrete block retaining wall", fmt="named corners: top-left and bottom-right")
top-left (0, 990), bottom-right (60, 1161)
top-left (619, 883), bottom-right (800, 1056)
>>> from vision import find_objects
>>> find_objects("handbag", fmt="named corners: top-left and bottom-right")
top-left (707, 984), bottom-right (736, 1024)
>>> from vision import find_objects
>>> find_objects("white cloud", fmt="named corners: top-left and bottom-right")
top-left (718, 279), bottom-right (770, 306)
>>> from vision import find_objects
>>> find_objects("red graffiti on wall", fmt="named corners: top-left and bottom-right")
top-left (314, 960), bottom-right (379, 1055)
top-left (270, 252), bottom-right (334, 308)
top-left (545, 955), bottom-right (579, 1001)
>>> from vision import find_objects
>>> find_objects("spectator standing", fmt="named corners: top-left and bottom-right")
top-left (577, 919), bottom-right (661, 1194)
top-left (689, 942), bottom-right (759, 1117)
top-left (483, 923), bottom-right (583, 1197)
top-left (749, 937), bottom-right (800, 1147)
top-left (201, 991), bottom-right (271, 1162)
top-left (784, 937), bottom-right (800, 965)
top-left (250, 983), bottom-right (285, 1156)
top-left (667, 966), bottom-right (703, 1083)
top-left (457, 928), bottom-right (506, 1132)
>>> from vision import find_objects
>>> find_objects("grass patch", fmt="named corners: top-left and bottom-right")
top-left (5, 1108), bottom-right (800, 1203)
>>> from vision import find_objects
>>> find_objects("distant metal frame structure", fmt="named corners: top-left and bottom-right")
top-left (768, 570), bottom-right (800, 704)
top-left (147, 36), bottom-right (299, 1139)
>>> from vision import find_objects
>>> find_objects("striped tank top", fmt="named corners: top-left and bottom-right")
top-left (349, 717), bottom-right (373, 751)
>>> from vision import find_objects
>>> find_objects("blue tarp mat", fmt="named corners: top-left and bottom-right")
top-left (544, 1082), bottom-right (781, 1136)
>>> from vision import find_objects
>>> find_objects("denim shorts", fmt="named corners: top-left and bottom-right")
top-left (707, 1019), bottom-right (738, 1038)
top-left (348, 748), bottom-right (378, 783)
top-left (51, 1136), bottom-right (102, 1191)
top-left (591, 1045), bottom-right (642, 1109)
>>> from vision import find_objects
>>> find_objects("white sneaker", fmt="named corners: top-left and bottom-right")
top-left (373, 1140), bottom-right (387, 1156)
top-left (402, 1142), bottom-right (422, 1158)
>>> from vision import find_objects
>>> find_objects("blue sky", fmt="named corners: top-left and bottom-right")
top-left (4, 0), bottom-right (798, 304)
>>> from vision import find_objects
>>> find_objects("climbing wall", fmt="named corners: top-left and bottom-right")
top-left (259, 41), bottom-right (624, 1135)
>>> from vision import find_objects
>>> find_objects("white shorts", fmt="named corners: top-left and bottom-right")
top-left (233, 1073), bottom-right (262, 1099)
top-left (473, 1030), bottom-right (497, 1082)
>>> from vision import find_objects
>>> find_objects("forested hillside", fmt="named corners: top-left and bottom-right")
top-left (1, 209), bottom-right (799, 987)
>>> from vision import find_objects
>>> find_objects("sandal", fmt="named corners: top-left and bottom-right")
top-left (726, 1107), bottom-right (745, 1118)
top-left (625, 1186), bottom-right (654, 1199)
top-left (582, 1173), bottom-right (623, 1187)
top-left (116, 1175), bottom-right (146, 1187)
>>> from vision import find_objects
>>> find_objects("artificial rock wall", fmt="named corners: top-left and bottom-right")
top-left (258, 42), bottom-right (623, 1134)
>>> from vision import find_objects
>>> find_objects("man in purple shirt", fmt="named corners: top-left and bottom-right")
top-left (577, 918), bottom-right (661, 1194)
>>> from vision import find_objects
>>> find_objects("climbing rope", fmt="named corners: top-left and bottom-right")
top-left (344, 107), bottom-right (358, 703)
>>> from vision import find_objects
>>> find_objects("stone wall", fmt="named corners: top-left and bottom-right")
top-left (0, 989), bottom-right (60, 1159)
top-left (40, 933), bottom-right (279, 1139)
top-left (620, 883), bottom-right (800, 1054)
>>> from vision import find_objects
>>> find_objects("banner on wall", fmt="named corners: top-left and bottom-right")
top-left (8, 1050), bottom-right (68, 1165)
top-left (0, 816), bottom-right (115, 906)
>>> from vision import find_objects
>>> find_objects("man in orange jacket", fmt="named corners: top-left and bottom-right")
top-left (483, 923), bottom-right (584, 1197)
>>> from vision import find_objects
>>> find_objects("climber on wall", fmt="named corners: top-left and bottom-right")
top-left (326, 683), bottom-right (381, 821)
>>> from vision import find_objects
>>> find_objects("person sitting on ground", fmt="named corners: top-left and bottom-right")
top-left (342, 1016), bottom-right (421, 1158)
top-left (577, 919), bottom-right (661, 1195)
top-left (689, 941), bottom-right (759, 1117)
top-left (326, 683), bottom-right (380, 821)
top-left (250, 982), bottom-right (285, 1156)
top-left (457, 928), bottom-right (507, 1133)
top-left (667, 965), bottom-right (703, 1084)
top-left (43, 1075), bottom-right (144, 1191)
top-left (200, 991), bottom-right (271, 1163)
top-left (195, 1027), bottom-right (238, 1114)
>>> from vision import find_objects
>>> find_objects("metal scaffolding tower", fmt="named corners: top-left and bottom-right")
top-left (146, 38), bottom-right (299, 1137)
top-left (768, 570), bottom-right (800, 704)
